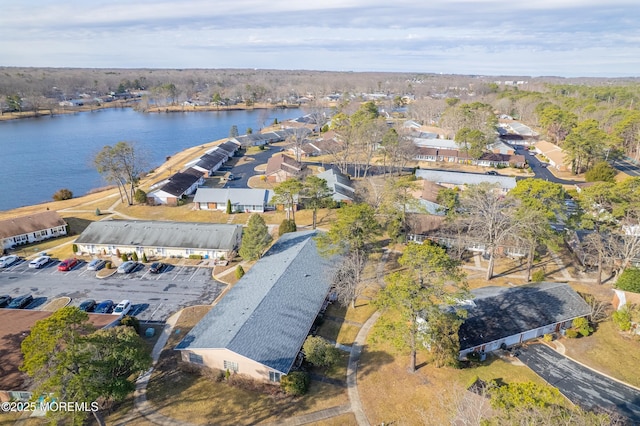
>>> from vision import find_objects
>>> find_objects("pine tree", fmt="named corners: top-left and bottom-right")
top-left (226, 199), bottom-right (232, 214)
top-left (239, 214), bottom-right (272, 261)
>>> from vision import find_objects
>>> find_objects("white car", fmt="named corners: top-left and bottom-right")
top-left (112, 300), bottom-right (132, 316)
top-left (117, 261), bottom-right (137, 274)
top-left (28, 255), bottom-right (51, 269)
top-left (0, 255), bottom-right (19, 268)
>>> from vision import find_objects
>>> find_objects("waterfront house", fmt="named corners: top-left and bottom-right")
top-left (146, 170), bottom-right (205, 206)
top-left (0, 211), bottom-right (67, 250)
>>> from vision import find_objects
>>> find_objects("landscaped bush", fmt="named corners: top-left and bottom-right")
top-left (543, 333), bottom-right (554, 342)
top-left (188, 254), bottom-right (203, 260)
top-left (105, 261), bottom-right (112, 269)
top-left (565, 329), bottom-right (579, 338)
top-left (572, 317), bottom-right (593, 337)
top-left (134, 188), bottom-right (147, 204)
top-left (131, 252), bottom-right (139, 262)
top-left (235, 265), bottom-right (245, 279)
top-left (278, 219), bottom-right (297, 236)
top-left (531, 269), bottom-right (545, 282)
top-left (612, 306), bottom-right (633, 331)
top-left (280, 371), bottom-right (310, 396)
top-left (115, 249), bottom-right (121, 258)
top-left (121, 253), bottom-right (128, 262)
top-left (615, 267), bottom-right (640, 293)
top-left (120, 315), bottom-right (140, 333)
top-left (142, 253), bottom-right (148, 263)
top-left (72, 244), bottom-right (78, 253)
top-left (95, 208), bottom-right (101, 216)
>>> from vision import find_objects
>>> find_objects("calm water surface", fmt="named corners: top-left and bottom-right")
top-left (0, 107), bottom-right (301, 211)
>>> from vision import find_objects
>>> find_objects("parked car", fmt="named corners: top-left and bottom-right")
top-left (112, 300), bottom-right (132, 316)
top-left (0, 255), bottom-right (19, 268)
top-left (29, 255), bottom-right (51, 269)
top-left (150, 262), bottom-right (168, 274)
top-left (0, 295), bottom-right (12, 308)
top-left (485, 171), bottom-right (499, 176)
top-left (78, 299), bottom-right (96, 312)
top-left (94, 300), bottom-right (114, 314)
top-left (7, 294), bottom-right (33, 309)
top-left (58, 258), bottom-right (79, 271)
top-left (117, 261), bottom-right (138, 274)
top-left (86, 259), bottom-right (106, 271)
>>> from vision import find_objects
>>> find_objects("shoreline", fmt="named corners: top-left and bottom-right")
top-left (0, 102), bottom-right (303, 122)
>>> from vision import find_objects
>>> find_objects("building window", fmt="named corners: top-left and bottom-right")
top-left (269, 371), bottom-right (281, 383)
top-left (188, 353), bottom-right (204, 365)
top-left (223, 360), bottom-right (238, 373)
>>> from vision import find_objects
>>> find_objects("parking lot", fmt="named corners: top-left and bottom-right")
top-left (0, 258), bottom-right (224, 322)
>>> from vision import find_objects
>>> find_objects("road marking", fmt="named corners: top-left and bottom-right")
top-left (140, 270), bottom-right (150, 280)
top-left (188, 268), bottom-right (199, 281)
top-left (149, 303), bottom-right (163, 319)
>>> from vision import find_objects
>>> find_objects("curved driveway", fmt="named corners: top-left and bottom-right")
top-left (519, 344), bottom-right (640, 422)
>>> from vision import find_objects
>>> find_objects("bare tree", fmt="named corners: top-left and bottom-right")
top-left (287, 127), bottom-right (311, 163)
top-left (94, 142), bottom-right (147, 205)
top-left (459, 183), bottom-right (521, 280)
top-left (331, 250), bottom-right (368, 309)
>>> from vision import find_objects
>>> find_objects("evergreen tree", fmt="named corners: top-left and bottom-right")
top-left (239, 214), bottom-right (272, 261)
top-left (226, 199), bottom-right (232, 214)
top-left (229, 125), bottom-right (239, 138)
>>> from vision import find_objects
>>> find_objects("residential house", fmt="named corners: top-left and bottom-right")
top-left (534, 140), bottom-right (567, 171)
top-left (413, 138), bottom-right (525, 168)
top-left (0, 310), bottom-right (117, 399)
top-left (176, 230), bottom-right (335, 383)
top-left (497, 122), bottom-right (538, 145)
top-left (146, 170), bottom-right (205, 206)
top-left (316, 168), bottom-right (355, 202)
top-left (418, 180), bottom-right (447, 215)
top-left (188, 151), bottom-right (228, 176)
top-left (193, 188), bottom-right (275, 213)
top-left (0, 211), bottom-right (67, 250)
top-left (265, 154), bottom-right (309, 183)
top-left (74, 220), bottom-right (241, 260)
top-left (415, 169), bottom-right (517, 193)
top-left (457, 282), bottom-right (591, 359)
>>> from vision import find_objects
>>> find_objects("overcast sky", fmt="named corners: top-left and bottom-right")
top-left (1, 0), bottom-right (638, 77)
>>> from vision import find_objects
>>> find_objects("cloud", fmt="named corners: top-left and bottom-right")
top-left (0, 0), bottom-right (638, 76)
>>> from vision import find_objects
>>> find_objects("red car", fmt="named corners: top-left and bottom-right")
top-left (58, 258), bottom-right (79, 271)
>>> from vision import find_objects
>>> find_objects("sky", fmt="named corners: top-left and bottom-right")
top-left (1, 0), bottom-right (638, 78)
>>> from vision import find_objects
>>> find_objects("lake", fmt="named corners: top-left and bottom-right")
top-left (0, 107), bottom-right (302, 211)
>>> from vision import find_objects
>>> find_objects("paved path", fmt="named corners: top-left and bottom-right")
top-left (259, 405), bottom-right (352, 426)
top-left (519, 344), bottom-right (640, 422)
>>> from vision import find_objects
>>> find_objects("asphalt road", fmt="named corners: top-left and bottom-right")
top-left (518, 344), bottom-right (640, 422)
top-left (612, 157), bottom-right (640, 177)
top-left (223, 146), bottom-right (278, 189)
top-left (513, 146), bottom-right (582, 185)
top-left (0, 258), bottom-right (224, 321)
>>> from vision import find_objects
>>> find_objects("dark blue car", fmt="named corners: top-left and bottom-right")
top-left (94, 300), bottom-right (114, 314)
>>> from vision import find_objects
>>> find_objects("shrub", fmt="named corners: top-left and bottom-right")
top-left (543, 334), bottom-right (554, 342)
top-left (72, 244), bottom-right (78, 253)
top-left (585, 161), bottom-right (617, 183)
top-left (612, 306), bottom-right (632, 331)
top-left (120, 315), bottom-right (140, 333)
top-left (188, 254), bottom-right (203, 260)
top-left (565, 329), bottom-right (579, 338)
top-left (278, 219), bottom-right (297, 236)
top-left (105, 261), bottom-right (112, 269)
top-left (134, 188), bottom-right (147, 204)
top-left (235, 265), bottom-right (245, 279)
top-left (302, 335), bottom-right (341, 368)
top-left (258, 144), bottom-right (265, 150)
top-left (615, 268), bottom-right (640, 293)
top-left (572, 317), bottom-right (593, 337)
top-left (95, 208), bottom-right (101, 216)
top-left (531, 269), bottom-right (545, 282)
top-left (132, 252), bottom-right (139, 262)
top-left (142, 253), bottom-right (148, 263)
top-left (115, 249), bottom-right (121, 257)
top-left (121, 253), bottom-right (128, 262)
top-left (280, 371), bottom-right (309, 396)
top-left (52, 188), bottom-right (73, 201)
top-left (226, 199), bottom-right (232, 214)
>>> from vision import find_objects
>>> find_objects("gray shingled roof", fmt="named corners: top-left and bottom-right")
top-left (415, 169), bottom-right (517, 190)
top-left (74, 220), bottom-right (241, 250)
top-left (159, 172), bottom-right (201, 197)
top-left (176, 230), bottom-right (334, 374)
top-left (458, 282), bottom-right (592, 350)
top-left (193, 188), bottom-right (274, 206)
